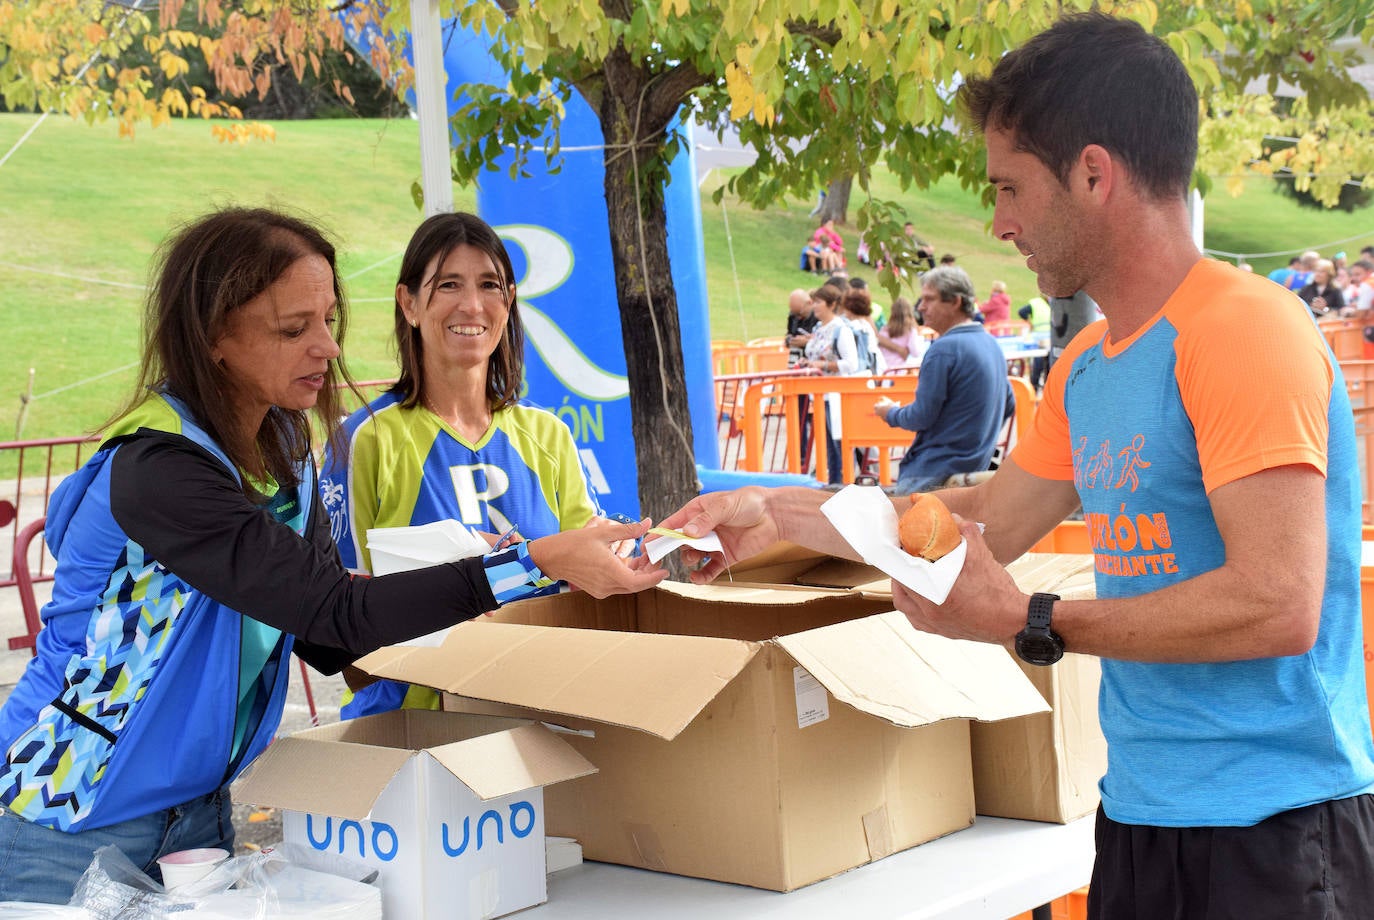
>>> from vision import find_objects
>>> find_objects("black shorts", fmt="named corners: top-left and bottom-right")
top-left (1088, 795), bottom-right (1374, 920)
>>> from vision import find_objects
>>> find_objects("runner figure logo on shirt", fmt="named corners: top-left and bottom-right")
top-left (1114, 434), bottom-right (1150, 492)
top-left (1072, 436), bottom-right (1089, 490)
top-left (1073, 434), bottom-right (1150, 493)
top-left (1084, 439), bottom-right (1115, 490)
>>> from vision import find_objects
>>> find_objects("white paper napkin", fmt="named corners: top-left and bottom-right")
top-left (365, 520), bottom-right (491, 576)
top-left (819, 485), bottom-right (967, 604)
top-left (644, 527), bottom-right (724, 564)
top-left (365, 521), bottom-right (492, 647)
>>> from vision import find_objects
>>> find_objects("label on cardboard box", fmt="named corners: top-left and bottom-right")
top-left (794, 666), bottom-right (830, 728)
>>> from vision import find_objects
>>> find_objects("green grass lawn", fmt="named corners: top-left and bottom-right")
top-left (3, 112), bottom-right (1373, 449)
top-left (702, 169), bottom-right (1045, 343)
top-left (0, 114), bottom-right (471, 445)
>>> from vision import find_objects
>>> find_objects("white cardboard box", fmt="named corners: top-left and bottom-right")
top-left (236, 710), bottom-right (595, 919)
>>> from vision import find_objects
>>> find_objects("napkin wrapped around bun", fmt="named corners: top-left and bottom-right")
top-left (898, 493), bottom-right (960, 561)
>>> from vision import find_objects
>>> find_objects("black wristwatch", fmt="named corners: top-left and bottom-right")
top-left (1015, 592), bottom-right (1065, 666)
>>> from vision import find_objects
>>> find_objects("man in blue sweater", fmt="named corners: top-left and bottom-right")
top-left (876, 265), bottom-right (1013, 493)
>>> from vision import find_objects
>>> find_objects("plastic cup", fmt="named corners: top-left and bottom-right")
top-left (157, 847), bottom-right (230, 889)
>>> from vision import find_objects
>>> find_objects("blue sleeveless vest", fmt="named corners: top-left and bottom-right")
top-left (0, 394), bottom-right (312, 831)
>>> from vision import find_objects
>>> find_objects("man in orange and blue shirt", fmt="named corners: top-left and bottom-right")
top-left (663, 13), bottom-right (1374, 917)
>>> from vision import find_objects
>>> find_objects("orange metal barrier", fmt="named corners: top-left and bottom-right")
top-left (1010, 887), bottom-right (1088, 920)
top-left (1028, 520), bottom-right (1091, 554)
top-left (715, 369), bottom-right (816, 471)
top-left (1343, 360), bottom-right (1374, 524)
top-left (712, 343), bottom-right (790, 376)
top-left (838, 379), bottom-right (921, 485)
top-left (738, 374), bottom-right (1033, 485)
top-left (1322, 319), bottom-right (1369, 362)
top-left (737, 375), bottom-right (913, 481)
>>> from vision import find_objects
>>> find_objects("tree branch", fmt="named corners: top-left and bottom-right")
top-left (642, 62), bottom-right (709, 133)
top-left (785, 21), bottom-right (842, 46)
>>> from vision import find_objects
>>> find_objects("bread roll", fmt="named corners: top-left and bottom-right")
top-left (897, 493), bottom-right (960, 561)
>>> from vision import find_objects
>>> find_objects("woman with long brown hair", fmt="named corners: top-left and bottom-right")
top-left (320, 211), bottom-right (611, 718)
top-left (0, 207), bottom-right (660, 904)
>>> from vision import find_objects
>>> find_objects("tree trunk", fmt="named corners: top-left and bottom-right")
top-left (595, 51), bottom-right (700, 567)
top-left (817, 175), bottom-right (853, 225)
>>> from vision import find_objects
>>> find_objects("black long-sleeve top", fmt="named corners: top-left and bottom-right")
top-left (108, 431), bottom-right (496, 674)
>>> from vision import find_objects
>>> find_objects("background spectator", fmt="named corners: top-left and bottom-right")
top-left (1287, 250), bottom-right (1320, 290)
top-left (874, 265), bottom-right (1013, 493)
top-left (785, 287), bottom-right (819, 366)
top-left (876, 296), bottom-right (926, 369)
top-left (1296, 259), bottom-right (1344, 317)
top-left (903, 221), bottom-right (937, 271)
top-left (981, 280), bottom-right (1011, 324)
top-left (841, 286), bottom-right (883, 374)
top-left (802, 284), bottom-right (858, 484)
top-left (1267, 255), bottom-right (1303, 289)
top-left (1345, 259), bottom-right (1374, 317)
top-left (802, 218), bottom-right (845, 274)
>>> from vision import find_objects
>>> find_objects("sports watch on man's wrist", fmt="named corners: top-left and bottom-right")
top-left (1015, 592), bottom-right (1065, 666)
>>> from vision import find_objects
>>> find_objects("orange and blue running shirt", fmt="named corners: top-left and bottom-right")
top-left (1013, 259), bottom-right (1374, 827)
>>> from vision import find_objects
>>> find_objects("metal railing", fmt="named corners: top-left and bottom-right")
top-left (0, 434), bottom-right (98, 589)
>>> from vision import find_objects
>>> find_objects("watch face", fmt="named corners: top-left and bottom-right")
top-left (1016, 630), bottom-right (1064, 665)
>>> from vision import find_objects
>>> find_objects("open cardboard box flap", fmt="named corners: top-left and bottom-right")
top-left (775, 611), bottom-right (1050, 727)
top-left (235, 736), bottom-right (412, 820)
top-left (236, 711), bottom-right (593, 818)
top-left (358, 588), bottom-right (1048, 739)
top-left (719, 541), bottom-right (884, 591)
top-left (356, 620), bottom-right (760, 741)
top-left (425, 721), bottom-right (598, 801)
top-left (1005, 552), bottom-right (1097, 600)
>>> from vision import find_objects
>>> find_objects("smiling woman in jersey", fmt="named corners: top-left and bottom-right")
top-left (0, 207), bottom-right (663, 905)
top-left (320, 212), bottom-right (610, 719)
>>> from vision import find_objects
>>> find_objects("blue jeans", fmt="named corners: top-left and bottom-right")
top-left (0, 786), bottom-right (234, 904)
top-left (824, 403), bottom-right (844, 484)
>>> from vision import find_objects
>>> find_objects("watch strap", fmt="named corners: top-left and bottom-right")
top-left (1028, 592), bottom-right (1059, 630)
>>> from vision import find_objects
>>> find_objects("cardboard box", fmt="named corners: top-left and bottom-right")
top-left (719, 540), bottom-right (887, 591)
top-left (353, 582), bottom-right (1049, 891)
top-left (969, 553), bottom-right (1108, 824)
top-left (797, 549), bottom-right (1108, 824)
top-left (235, 710), bottom-right (596, 919)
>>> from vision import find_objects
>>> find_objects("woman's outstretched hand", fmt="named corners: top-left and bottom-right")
top-left (528, 517), bottom-right (668, 598)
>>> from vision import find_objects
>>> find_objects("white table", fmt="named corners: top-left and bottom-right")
top-left (536, 816), bottom-right (1095, 919)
